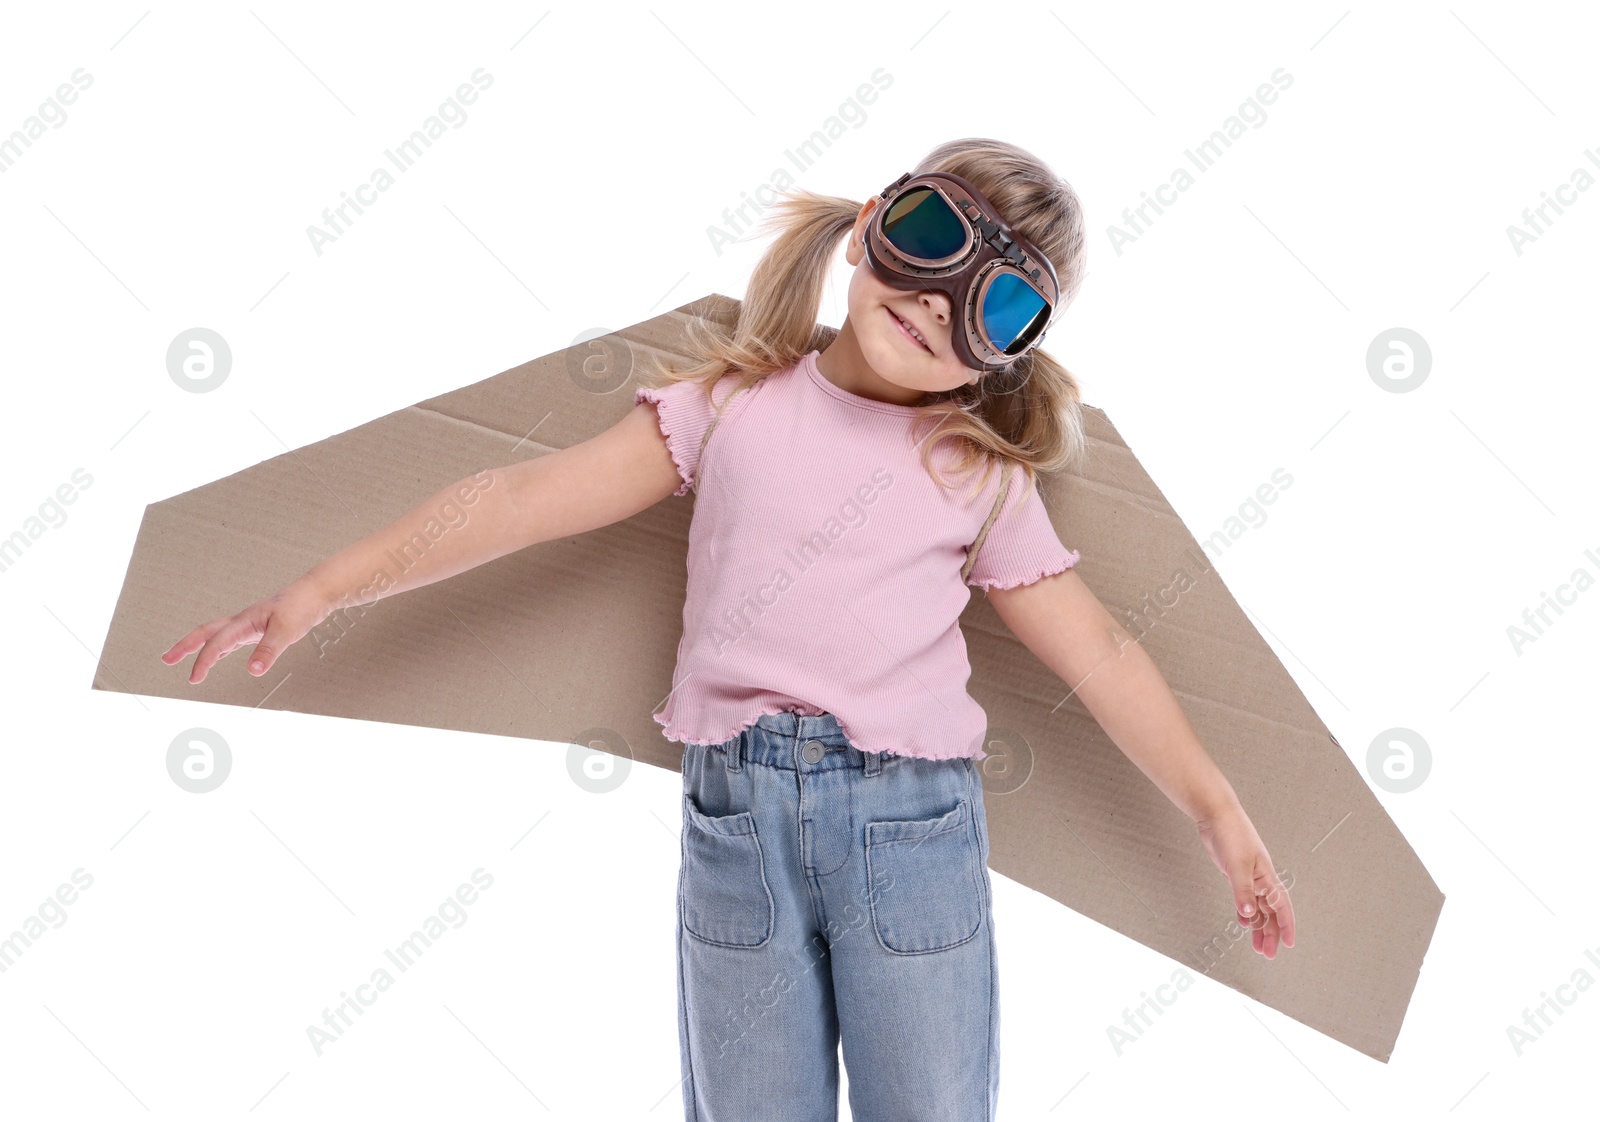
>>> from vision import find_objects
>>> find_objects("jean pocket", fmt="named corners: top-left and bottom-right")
top-left (865, 798), bottom-right (984, 955)
top-left (679, 793), bottom-right (775, 948)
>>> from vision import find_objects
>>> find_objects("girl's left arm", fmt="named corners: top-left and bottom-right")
top-left (986, 568), bottom-right (1296, 958)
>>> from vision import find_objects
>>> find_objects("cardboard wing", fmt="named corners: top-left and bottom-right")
top-left (95, 294), bottom-right (1442, 1062)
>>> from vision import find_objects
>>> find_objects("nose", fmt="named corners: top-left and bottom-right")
top-left (918, 290), bottom-right (952, 323)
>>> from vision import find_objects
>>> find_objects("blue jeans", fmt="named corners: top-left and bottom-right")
top-left (676, 710), bottom-right (1000, 1121)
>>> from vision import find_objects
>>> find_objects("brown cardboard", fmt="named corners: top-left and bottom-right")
top-left (94, 293), bottom-right (1442, 1062)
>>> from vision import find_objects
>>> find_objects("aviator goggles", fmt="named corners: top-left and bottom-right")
top-left (862, 169), bottom-right (1061, 373)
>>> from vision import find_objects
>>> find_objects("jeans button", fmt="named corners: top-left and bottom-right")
top-left (801, 739), bottom-right (825, 764)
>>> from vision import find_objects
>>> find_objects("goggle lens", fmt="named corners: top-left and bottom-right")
top-left (882, 186), bottom-right (968, 262)
top-left (983, 272), bottom-right (1050, 355)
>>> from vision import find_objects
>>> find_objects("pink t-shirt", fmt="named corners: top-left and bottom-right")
top-left (634, 348), bottom-right (1080, 761)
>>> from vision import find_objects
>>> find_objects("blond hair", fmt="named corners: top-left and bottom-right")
top-left (639, 137), bottom-right (1089, 504)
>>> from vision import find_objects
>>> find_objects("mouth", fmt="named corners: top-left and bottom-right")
top-left (886, 307), bottom-right (933, 354)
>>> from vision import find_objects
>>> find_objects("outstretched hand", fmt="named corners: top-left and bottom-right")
top-left (159, 580), bottom-right (329, 685)
top-left (1195, 801), bottom-right (1296, 959)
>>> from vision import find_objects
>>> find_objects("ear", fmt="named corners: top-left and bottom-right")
top-left (846, 199), bottom-right (877, 265)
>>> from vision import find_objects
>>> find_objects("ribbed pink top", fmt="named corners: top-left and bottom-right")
top-left (634, 349), bottom-right (1080, 761)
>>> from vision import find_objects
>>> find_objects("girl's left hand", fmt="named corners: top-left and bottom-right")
top-left (1195, 801), bottom-right (1296, 959)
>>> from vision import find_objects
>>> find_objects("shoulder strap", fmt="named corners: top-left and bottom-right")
top-left (961, 459), bottom-right (1016, 584)
top-left (690, 382), bottom-right (747, 495)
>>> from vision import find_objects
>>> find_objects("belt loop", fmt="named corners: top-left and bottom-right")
top-left (725, 730), bottom-right (744, 772)
top-left (862, 748), bottom-right (881, 777)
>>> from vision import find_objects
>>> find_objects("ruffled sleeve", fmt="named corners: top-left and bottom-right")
top-left (964, 471), bottom-right (1081, 590)
top-left (633, 376), bottom-right (737, 497)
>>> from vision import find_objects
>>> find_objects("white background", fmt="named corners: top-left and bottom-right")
top-left (1, 2), bottom-right (1596, 1118)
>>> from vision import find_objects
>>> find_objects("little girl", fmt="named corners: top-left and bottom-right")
top-left (163, 137), bottom-right (1294, 1122)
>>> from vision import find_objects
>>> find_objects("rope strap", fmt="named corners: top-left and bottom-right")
top-left (960, 459), bottom-right (1015, 585)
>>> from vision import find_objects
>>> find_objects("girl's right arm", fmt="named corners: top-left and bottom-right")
top-left (161, 401), bottom-right (684, 684)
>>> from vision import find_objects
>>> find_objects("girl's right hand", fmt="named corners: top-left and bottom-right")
top-left (159, 579), bottom-right (330, 685)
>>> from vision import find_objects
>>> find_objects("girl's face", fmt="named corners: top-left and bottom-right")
top-left (827, 197), bottom-right (983, 405)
